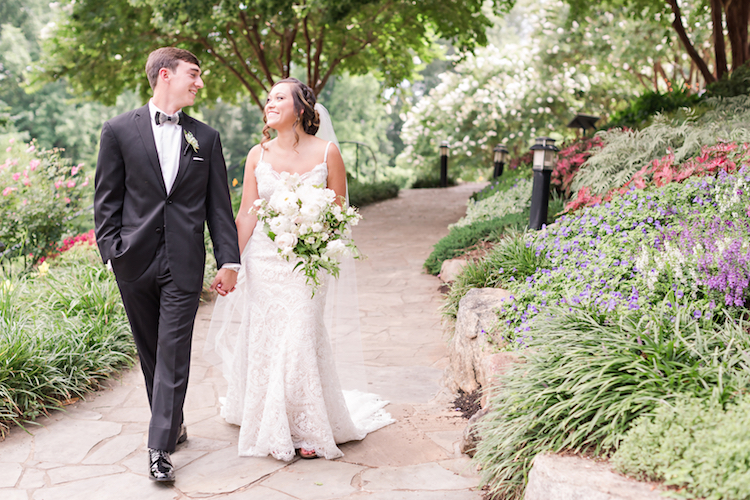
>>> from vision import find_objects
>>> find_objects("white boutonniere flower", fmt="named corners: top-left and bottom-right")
top-left (184, 131), bottom-right (199, 152)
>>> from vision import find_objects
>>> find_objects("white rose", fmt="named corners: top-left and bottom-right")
top-left (275, 232), bottom-right (298, 251)
top-left (300, 203), bottom-right (322, 223)
top-left (324, 239), bottom-right (348, 260)
top-left (311, 222), bottom-right (324, 233)
top-left (269, 217), bottom-right (292, 235)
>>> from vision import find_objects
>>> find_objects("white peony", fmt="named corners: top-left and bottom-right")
top-left (269, 189), bottom-right (300, 216)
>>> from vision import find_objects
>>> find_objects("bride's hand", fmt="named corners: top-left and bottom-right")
top-left (210, 268), bottom-right (238, 296)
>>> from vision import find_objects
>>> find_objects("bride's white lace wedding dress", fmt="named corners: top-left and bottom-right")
top-left (210, 143), bottom-right (393, 461)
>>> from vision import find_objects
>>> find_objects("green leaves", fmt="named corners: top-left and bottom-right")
top-left (0, 245), bottom-right (133, 437)
top-left (42, 0), bottom-right (500, 110)
top-left (474, 304), bottom-right (750, 499)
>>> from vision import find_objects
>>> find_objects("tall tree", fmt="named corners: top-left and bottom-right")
top-left (42, 0), bottom-right (503, 110)
top-left (498, 0), bottom-right (749, 83)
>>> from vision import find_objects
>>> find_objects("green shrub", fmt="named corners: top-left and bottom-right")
top-left (474, 305), bottom-right (750, 499)
top-left (613, 395), bottom-right (750, 500)
top-left (443, 229), bottom-right (549, 318)
top-left (411, 173), bottom-right (457, 189)
top-left (706, 63), bottom-right (750, 98)
top-left (605, 88), bottom-right (703, 130)
top-left (0, 243), bottom-right (134, 436)
top-left (347, 177), bottom-right (400, 207)
top-left (470, 167), bottom-right (532, 202)
top-left (424, 212), bottom-right (529, 275)
top-left (452, 179), bottom-right (532, 229)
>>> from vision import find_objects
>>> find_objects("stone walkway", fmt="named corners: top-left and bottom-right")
top-left (0, 184), bottom-right (484, 500)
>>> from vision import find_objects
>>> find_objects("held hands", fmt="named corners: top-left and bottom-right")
top-left (210, 268), bottom-right (238, 296)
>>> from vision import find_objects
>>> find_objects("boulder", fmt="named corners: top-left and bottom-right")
top-left (444, 288), bottom-right (512, 394)
top-left (439, 258), bottom-right (468, 282)
top-left (458, 406), bottom-right (489, 457)
top-left (524, 454), bottom-right (675, 500)
top-left (478, 351), bottom-right (520, 407)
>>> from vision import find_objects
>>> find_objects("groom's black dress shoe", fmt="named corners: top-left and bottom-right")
top-left (177, 424), bottom-right (188, 445)
top-left (148, 449), bottom-right (175, 482)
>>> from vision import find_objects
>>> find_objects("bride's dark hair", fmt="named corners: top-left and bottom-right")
top-left (261, 78), bottom-right (320, 149)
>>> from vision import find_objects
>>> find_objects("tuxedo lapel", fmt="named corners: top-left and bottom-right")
top-left (171, 114), bottom-right (196, 195)
top-left (134, 105), bottom-right (167, 195)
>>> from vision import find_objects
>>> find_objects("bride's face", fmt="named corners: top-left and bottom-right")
top-left (265, 83), bottom-right (300, 130)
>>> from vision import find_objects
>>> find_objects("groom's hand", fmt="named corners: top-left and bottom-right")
top-left (210, 268), bottom-right (238, 296)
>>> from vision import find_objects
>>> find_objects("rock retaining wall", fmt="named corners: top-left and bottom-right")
top-left (525, 454), bottom-right (674, 500)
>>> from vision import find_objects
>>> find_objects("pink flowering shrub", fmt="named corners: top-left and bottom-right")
top-left (551, 136), bottom-right (602, 197)
top-left (0, 137), bottom-right (89, 267)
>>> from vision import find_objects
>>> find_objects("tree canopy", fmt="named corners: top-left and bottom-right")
top-left (43, 0), bottom-right (504, 110)
top-left (503, 0), bottom-right (748, 83)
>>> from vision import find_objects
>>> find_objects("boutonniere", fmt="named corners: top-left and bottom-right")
top-left (184, 131), bottom-right (199, 154)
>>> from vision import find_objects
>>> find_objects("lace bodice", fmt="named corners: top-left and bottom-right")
top-left (254, 161), bottom-right (329, 201)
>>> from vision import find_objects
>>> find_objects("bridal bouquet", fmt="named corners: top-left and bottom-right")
top-left (252, 171), bottom-right (362, 295)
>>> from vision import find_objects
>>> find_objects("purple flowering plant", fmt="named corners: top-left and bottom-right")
top-left (493, 166), bottom-right (750, 346)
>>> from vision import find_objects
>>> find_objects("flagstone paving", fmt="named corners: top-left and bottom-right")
top-left (0, 183), bottom-right (485, 499)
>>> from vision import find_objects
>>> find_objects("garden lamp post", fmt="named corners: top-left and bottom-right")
top-left (439, 141), bottom-right (450, 188)
top-left (493, 143), bottom-right (509, 178)
top-left (529, 137), bottom-right (559, 230)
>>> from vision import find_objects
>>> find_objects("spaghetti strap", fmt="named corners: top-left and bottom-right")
top-left (323, 141), bottom-right (332, 163)
top-left (259, 146), bottom-right (265, 163)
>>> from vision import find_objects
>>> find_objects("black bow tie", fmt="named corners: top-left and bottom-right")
top-left (155, 111), bottom-right (182, 126)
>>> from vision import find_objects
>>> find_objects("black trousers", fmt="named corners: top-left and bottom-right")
top-left (115, 241), bottom-right (201, 452)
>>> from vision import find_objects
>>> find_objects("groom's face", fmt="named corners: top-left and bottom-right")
top-left (164, 60), bottom-right (204, 108)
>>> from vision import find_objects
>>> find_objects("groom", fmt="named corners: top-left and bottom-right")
top-left (94, 47), bottom-right (241, 482)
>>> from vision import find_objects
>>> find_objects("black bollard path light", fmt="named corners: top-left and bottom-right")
top-left (493, 143), bottom-right (509, 178)
top-left (529, 137), bottom-right (559, 230)
top-left (439, 141), bottom-right (450, 187)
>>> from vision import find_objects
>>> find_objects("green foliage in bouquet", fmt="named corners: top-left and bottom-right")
top-left (474, 305), bottom-right (750, 500)
top-left (613, 395), bottom-right (750, 500)
top-left (0, 136), bottom-right (89, 269)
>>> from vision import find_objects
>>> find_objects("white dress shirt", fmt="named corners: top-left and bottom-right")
top-left (148, 100), bottom-right (182, 194)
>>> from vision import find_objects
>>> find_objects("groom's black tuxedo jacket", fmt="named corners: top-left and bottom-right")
top-left (94, 104), bottom-right (240, 291)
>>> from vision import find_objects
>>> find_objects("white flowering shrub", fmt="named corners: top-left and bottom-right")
top-left (396, 0), bottom-right (706, 180)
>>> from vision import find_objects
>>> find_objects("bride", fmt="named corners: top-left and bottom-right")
top-left (205, 78), bottom-right (392, 461)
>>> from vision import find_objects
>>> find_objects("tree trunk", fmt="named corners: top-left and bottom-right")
top-left (666, 0), bottom-right (716, 83)
top-left (711, 0), bottom-right (729, 79)
top-left (724, 0), bottom-right (750, 70)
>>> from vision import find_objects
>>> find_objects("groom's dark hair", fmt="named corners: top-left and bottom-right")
top-left (145, 47), bottom-right (201, 90)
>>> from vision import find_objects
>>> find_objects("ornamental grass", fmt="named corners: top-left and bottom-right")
top-left (474, 305), bottom-right (750, 500)
top-left (0, 243), bottom-right (134, 437)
